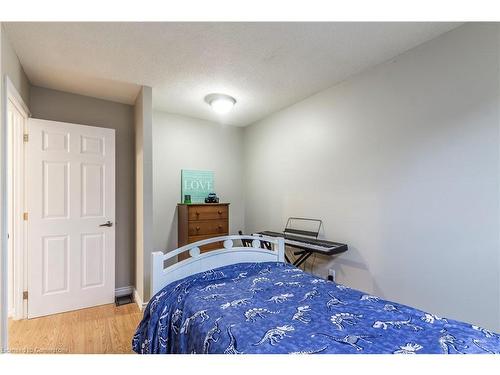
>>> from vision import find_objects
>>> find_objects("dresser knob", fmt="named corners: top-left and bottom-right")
top-left (196, 226), bottom-right (200, 231)
top-left (196, 211), bottom-right (200, 216)
top-left (218, 225), bottom-right (222, 230)
top-left (218, 210), bottom-right (222, 215)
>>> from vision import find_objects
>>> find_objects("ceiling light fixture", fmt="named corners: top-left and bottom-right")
top-left (205, 93), bottom-right (236, 114)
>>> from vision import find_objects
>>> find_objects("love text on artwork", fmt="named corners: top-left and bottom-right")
top-left (184, 179), bottom-right (213, 191)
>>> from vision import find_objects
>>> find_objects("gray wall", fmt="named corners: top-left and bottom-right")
top-left (1, 25), bottom-right (30, 106)
top-left (30, 86), bottom-right (136, 289)
top-left (243, 23), bottom-right (500, 331)
top-left (152, 111), bottom-right (245, 254)
top-left (1, 25), bottom-right (31, 348)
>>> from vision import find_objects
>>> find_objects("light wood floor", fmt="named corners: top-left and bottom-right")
top-left (8, 303), bottom-right (143, 354)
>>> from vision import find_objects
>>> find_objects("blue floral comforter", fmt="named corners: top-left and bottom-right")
top-left (132, 262), bottom-right (500, 354)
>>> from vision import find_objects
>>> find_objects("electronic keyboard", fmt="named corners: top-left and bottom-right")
top-left (256, 230), bottom-right (348, 256)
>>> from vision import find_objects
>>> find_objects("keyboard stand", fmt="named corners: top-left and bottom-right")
top-left (291, 250), bottom-right (312, 267)
top-left (285, 217), bottom-right (322, 267)
top-left (257, 217), bottom-right (319, 267)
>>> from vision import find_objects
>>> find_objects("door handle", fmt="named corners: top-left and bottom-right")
top-left (99, 221), bottom-right (113, 227)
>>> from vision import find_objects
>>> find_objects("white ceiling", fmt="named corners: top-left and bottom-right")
top-left (5, 22), bottom-right (461, 126)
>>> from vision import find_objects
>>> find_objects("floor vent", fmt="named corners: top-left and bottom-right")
top-left (115, 293), bottom-right (134, 306)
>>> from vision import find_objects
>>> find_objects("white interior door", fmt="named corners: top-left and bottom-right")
top-left (27, 118), bottom-right (115, 318)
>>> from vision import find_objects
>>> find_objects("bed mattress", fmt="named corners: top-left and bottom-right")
top-left (132, 262), bottom-right (500, 354)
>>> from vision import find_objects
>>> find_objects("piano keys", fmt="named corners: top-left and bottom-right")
top-left (254, 230), bottom-right (348, 267)
top-left (257, 231), bottom-right (348, 255)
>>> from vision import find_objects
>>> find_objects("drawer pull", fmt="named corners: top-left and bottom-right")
top-left (196, 226), bottom-right (200, 231)
top-left (218, 225), bottom-right (222, 230)
top-left (218, 210), bottom-right (222, 214)
top-left (196, 211), bottom-right (200, 216)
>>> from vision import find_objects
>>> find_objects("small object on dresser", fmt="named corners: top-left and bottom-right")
top-left (205, 192), bottom-right (219, 203)
top-left (184, 194), bottom-right (191, 204)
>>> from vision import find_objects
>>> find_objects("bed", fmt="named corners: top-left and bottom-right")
top-left (132, 235), bottom-right (500, 354)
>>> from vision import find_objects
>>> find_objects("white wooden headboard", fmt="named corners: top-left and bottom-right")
top-left (151, 235), bottom-right (285, 296)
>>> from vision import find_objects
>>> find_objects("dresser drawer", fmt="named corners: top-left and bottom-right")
top-left (188, 220), bottom-right (228, 236)
top-left (178, 203), bottom-right (230, 261)
top-left (188, 234), bottom-right (228, 248)
top-left (188, 205), bottom-right (228, 221)
top-left (177, 234), bottom-right (227, 260)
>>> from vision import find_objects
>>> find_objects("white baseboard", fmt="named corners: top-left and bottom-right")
top-left (133, 289), bottom-right (148, 311)
top-left (115, 286), bottom-right (134, 297)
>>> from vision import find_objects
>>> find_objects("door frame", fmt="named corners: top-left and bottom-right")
top-left (6, 77), bottom-right (30, 320)
top-left (0, 74), bottom-right (29, 350)
top-left (4, 77), bottom-right (30, 324)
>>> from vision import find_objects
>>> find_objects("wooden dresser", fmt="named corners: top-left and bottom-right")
top-left (177, 203), bottom-right (229, 261)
